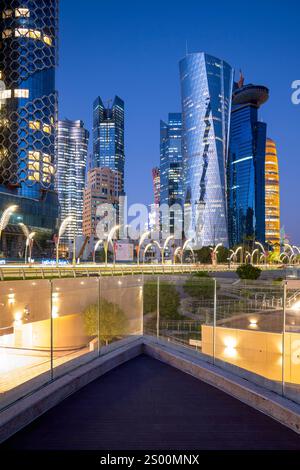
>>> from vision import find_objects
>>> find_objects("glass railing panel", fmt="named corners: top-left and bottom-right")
top-left (0, 279), bottom-right (51, 410)
top-left (99, 275), bottom-right (143, 354)
top-left (51, 277), bottom-right (100, 379)
top-left (150, 273), bottom-right (215, 362)
top-left (213, 278), bottom-right (284, 394)
top-left (283, 280), bottom-right (300, 404)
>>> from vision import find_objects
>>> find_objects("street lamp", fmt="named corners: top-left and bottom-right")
top-left (19, 223), bottom-right (35, 264)
top-left (210, 243), bottom-right (222, 266)
top-left (173, 246), bottom-right (182, 265)
top-left (56, 216), bottom-right (73, 266)
top-left (279, 252), bottom-right (289, 264)
top-left (234, 246), bottom-right (243, 264)
top-left (153, 240), bottom-right (162, 263)
top-left (27, 232), bottom-right (35, 264)
top-left (137, 230), bottom-right (151, 265)
top-left (143, 242), bottom-right (154, 265)
top-left (251, 248), bottom-right (259, 265)
top-left (181, 239), bottom-right (194, 264)
top-left (0, 205), bottom-right (18, 241)
top-left (93, 239), bottom-right (104, 264)
top-left (103, 224), bottom-right (121, 267)
top-left (161, 235), bottom-right (174, 265)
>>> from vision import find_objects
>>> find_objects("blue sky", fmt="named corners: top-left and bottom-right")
top-left (57, 0), bottom-right (300, 243)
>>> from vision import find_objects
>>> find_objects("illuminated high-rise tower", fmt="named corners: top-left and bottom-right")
top-left (160, 113), bottom-right (183, 236)
top-left (93, 96), bottom-right (125, 191)
top-left (56, 120), bottom-right (89, 243)
top-left (265, 138), bottom-right (280, 248)
top-left (228, 78), bottom-right (269, 247)
top-left (179, 53), bottom-right (233, 247)
top-left (0, 1), bottom-right (59, 237)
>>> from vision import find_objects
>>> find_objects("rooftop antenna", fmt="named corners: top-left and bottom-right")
top-left (185, 40), bottom-right (189, 56)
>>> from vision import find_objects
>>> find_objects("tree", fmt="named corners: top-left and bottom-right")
top-left (83, 298), bottom-right (128, 346)
top-left (143, 281), bottom-right (181, 319)
top-left (194, 246), bottom-right (212, 264)
top-left (216, 246), bottom-right (231, 263)
top-left (236, 264), bottom-right (261, 280)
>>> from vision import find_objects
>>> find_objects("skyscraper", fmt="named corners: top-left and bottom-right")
top-left (179, 53), bottom-right (234, 247)
top-left (265, 138), bottom-right (280, 248)
top-left (152, 167), bottom-right (160, 205)
top-left (0, 1), bottom-right (59, 241)
top-left (83, 167), bottom-right (122, 238)
top-left (56, 120), bottom-right (89, 243)
top-left (160, 113), bottom-right (183, 236)
top-left (150, 167), bottom-right (161, 236)
top-left (93, 96), bottom-right (125, 191)
top-left (228, 79), bottom-right (269, 247)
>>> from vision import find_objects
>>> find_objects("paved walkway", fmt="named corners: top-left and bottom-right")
top-left (2, 355), bottom-right (300, 450)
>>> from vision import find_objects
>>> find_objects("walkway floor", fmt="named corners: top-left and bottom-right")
top-left (1, 355), bottom-right (300, 450)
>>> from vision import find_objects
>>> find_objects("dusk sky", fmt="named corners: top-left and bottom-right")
top-left (58, 0), bottom-right (300, 243)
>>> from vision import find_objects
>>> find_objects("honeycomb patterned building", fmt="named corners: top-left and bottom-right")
top-left (0, 0), bottom-right (59, 237)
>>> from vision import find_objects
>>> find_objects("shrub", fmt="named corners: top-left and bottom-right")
top-left (236, 264), bottom-right (261, 280)
top-left (192, 271), bottom-right (210, 278)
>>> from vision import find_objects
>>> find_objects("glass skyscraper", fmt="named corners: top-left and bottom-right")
top-left (228, 80), bottom-right (269, 247)
top-left (56, 120), bottom-right (89, 243)
top-left (0, 1), bottom-right (59, 235)
top-left (179, 53), bottom-right (234, 247)
top-left (93, 96), bottom-right (125, 191)
top-left (160, 113), bottom-right (183, 236)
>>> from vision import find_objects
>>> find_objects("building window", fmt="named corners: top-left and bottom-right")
top-left (15, 28), bottom-right (41, 40)
top-left (0, 90), bottom-right (12, 99)
top-left (43, 35), bottom-right (52, 46)
top-left (2, 29), bottom-right (12, 38)
top-left (15, 8), bottom-right (30, 17)
top-left (29, 120), bottom-right (41, 130)
top-left (28, 150), bottom-right (41, 161)
top-left (14, 89), bottom-right (29, 98)
top-left (2, 9), bottom-right (13, 18)
top-left (42, 124), bottom-right (51, 134)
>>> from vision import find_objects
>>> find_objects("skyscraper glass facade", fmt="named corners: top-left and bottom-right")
top-left (93, 96), bottom-right (125, 191)
top-left (160, 113), bottom-right (183, 235)
top-left (265, 138), bottom-right (280, 247)
top-left (179, 53), bottom-right (233, 247)
top-left (0, 0), bottom-right (58, 231)
top-left (56, 120), bottom-right (89, 243)
top-left (228, 83), bottom-right (268, 247)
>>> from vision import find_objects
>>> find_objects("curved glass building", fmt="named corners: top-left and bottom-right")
top-left (179, 53), bottom-right (234, 247)
top-left (0, 0), bottom-right (58, 236)
top-left (265, 138), bottom-right (280, 248)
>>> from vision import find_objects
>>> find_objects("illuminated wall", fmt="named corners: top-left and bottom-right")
top-left (201, 325), bottom-right (300, 385)
top-left (265, 138), bottom-right (280, 248)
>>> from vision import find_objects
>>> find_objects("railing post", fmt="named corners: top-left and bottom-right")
top-left (50, 279), bottom-right (54, 381)
top-left (141, 274), bottom-right (144, 336)
top-left (156, 276), bottom-right (160, 338)
top-left (213, 278), bottom-right (217, 366)
top-left (98, 276), bottom-right (101, 357)
top-left (282, 281), bottom-right (287, 396)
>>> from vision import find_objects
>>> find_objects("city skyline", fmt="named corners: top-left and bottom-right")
top-left (58, 0), bottom-right (300, 244)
